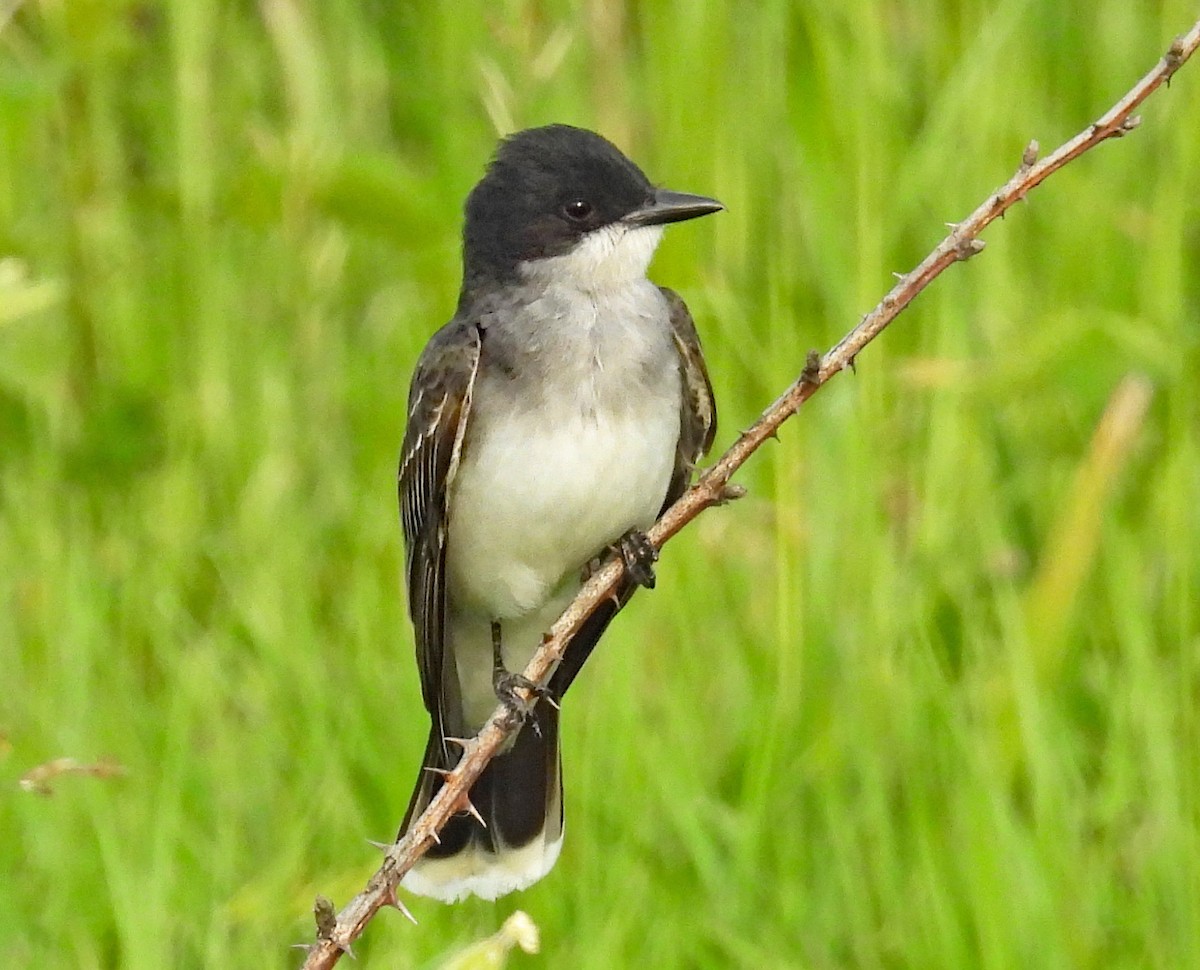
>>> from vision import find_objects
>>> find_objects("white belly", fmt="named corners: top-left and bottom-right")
top-left (446, 388), bottom-right (680, 620)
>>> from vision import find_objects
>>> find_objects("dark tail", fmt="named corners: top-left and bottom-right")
top-left (398, 700), bottom-right (562, 902)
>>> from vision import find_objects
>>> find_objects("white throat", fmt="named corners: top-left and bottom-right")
top-left (519, 223), bottom-right (664, 290)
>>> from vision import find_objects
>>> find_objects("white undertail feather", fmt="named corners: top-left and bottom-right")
top-left (402, 829), bottom-right (564, 903)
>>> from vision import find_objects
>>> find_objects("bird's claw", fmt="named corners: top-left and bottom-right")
top-left (493, 670), bottom-right (557, 728)
top-left (615, 529), bottom-right (658, 589)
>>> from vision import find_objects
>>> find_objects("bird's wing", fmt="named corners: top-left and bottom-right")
top-left (660, 285), bottom-right (718, 510)
top-left (549, 286), bottom-right (717, 699)
top-left (398, 319), bottom-right (482, 744)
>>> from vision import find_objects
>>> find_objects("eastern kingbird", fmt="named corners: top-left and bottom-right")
top-left (396, 124), bottom-right (721, 902)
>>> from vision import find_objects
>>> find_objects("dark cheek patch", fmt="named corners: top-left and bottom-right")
top-left (519, 213), bottom-right (577, 261)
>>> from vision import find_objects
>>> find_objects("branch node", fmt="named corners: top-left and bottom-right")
top-left (717, 483), bottom-right (747, 505)
top-left (1115, 114), bottom-right (1142, 136)
top-left (954, 238), bottom-right (986, 261)
top-left (314, 896), bottom-right (339, 941)
top-left (800, 350), bottom-right (822, 388)
top-left (1166, 35), bottom-right (1186, 71)
top-left (1020, 139), bottom-right (1040, 168)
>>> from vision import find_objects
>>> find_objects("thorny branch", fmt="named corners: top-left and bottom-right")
top-left (300, 21), bottom-right (1200, 967)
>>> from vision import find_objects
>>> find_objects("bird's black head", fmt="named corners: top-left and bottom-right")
top-left (460, 124), bottom-right (721, 296)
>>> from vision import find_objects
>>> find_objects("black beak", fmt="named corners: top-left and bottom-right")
top-left (623, 188), bottom-right (724, 228)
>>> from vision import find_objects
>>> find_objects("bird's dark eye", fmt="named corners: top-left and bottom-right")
top-left (563, 199), bottom-right (593, 221)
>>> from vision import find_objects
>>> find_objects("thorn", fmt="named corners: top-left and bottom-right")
top-left (891, 270), bottom-right (906, 281)
top-left (337, 940), bottom-right (356, 960)
top-left (422, 765), bottom-right (453, 780)
top-left (541, 692), bottom-right (561, 712)
top-left (944, 221), bottom-right (960, 231)
top-left (846, 355), bottom-right (858, 375)
top-left (461, 797), bottom-right (488, 828)
top-left (443, 736), bottom-right (474, 752)
top-left (366, 838), bottom-right (393, 851)
top-left (290, 943), bottom-right (315, 954)
top-left (429, 827), bottom-right (441, 845)
top-left (1020, 139), bottom-right (1039, 168)
top-left (383, 885), bottom-right (419, 925)
top-left (953, 238), bottom-right (985, 261)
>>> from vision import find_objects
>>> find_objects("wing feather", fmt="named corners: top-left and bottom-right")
top-left (659, 286), bottom-right (717, 510)
top-left (398, 320), bottom-right (482, 746)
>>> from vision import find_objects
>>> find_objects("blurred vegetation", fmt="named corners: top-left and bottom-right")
top-left (1, 1), bottom-right (1198, 967)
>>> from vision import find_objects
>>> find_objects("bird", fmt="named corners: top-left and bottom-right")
top-left (396, 123), bottom-right (721, 903)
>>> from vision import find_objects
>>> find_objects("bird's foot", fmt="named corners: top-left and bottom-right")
top-left (580, 552), bottom-right (605, 583)
top-left (613, 528), bottom-right (658, 589)
top-left (491, 621), bottom-right (558, 730)
top-left (493, 668), bottom-right (555, 709)
top-left (492, 669), bottom-right (558, 737)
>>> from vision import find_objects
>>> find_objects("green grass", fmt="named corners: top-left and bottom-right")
top-left (2, 1), bottom-right (1199, 966)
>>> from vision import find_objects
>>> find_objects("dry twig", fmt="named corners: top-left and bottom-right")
top-left (18, 757), bottom-right (126, 796)
top-left (299, 20), bottom-right (1200, 967)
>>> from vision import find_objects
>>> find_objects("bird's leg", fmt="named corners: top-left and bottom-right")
top-left (579, 552), bottom-right (606, 583)
top-left (491, 620), bottom-right (555, 725)
top-left (612, 528), bottom-right (659, 589)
